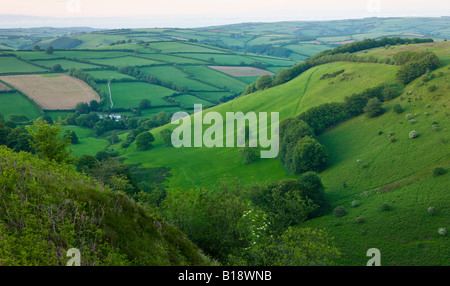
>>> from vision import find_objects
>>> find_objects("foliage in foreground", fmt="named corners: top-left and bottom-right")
top-left (0, 146), bottom-right (211, 266)
top-left (159, 178), bottom-right (340, 266)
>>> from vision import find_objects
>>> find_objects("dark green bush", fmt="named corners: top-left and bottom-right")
top-left (334, 206), bottom-right (347, 217)
top-left (432, 167), bottom-right (447, 176)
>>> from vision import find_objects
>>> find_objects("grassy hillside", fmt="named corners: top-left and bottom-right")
top-left (95, 42), bottom-right (450, 266)
top-left (301, 64), bottom-right (450, 265)
top-left (111, 61), bottom-right (400, 189)
top-left (0, 146), bottom-right (213, 266)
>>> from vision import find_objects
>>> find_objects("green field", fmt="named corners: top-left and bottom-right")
top-left (9, 51), bottom-right (58, 60)
top-left (266, 66), bottom-right (292, 73)
top-left (148, 41), bottom-right (228, 54)
top-left (355, 41), bottom-right (450, 66)
top-left (63, 126), bottom-right (110, 156)
top-left (296, 62), bottom-right (399, 112)
top-left (173, 53), bottom-right (262, 65)
top-left (87, 56), bottom-right (161, 67)
top-left (140, 106), bottom-right (186, 117)
top-left (0, 56), bottom-right (48, 74)
top-left (139, 66), bottom-right (220, 91)
top-left (53, 50), bottom-right (132, 59)
top-left (172, 94), bottom-right (213, 108)
top-left (182, 65), bottom-right (248, 93)
top-left (283, 43), bottom-right (333, 57)
top-left (137, 53), bottom-right (207, 64)
top-left (193, 91), bottom-right (235, 102)
top-left (33, 59), bottom-right (101, 70)
top-left (0, 92), bottom-right (41, 119)
top-left (46, 110), bottom-right (72, 121)
top-left (98, 81), bottom-right (176, 109)
top-left (85, 70), bottom-right (137, 81)
top-left (237, 76), bottom-right (261, 84)
top-left (246, 55), bottom-right (297, 66)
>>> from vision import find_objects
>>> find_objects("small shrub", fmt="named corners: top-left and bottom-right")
top-left (355, 217), bottom-right (365, 224)
top-left (427, 85), bottom-right (438, 92)
top-left (351, 201), bottom-right (360, 208)
top-left (409, 119), bottom-right (417, 124)
top-left (380, 203), bottom-right (391, 211)
top-left (393, 104), bottom-right (404, 114)
top-left (432, 167), bottom-right (447, 176)
top-left (334, 206), bottom-right (347, 217)
top-left (356, 159), bottom-right (362, 164)
top-left (424, 112), bottom-right (430, 116)
top-left (361, 163), bottom-right (369, 169)
top-left (121, 141), bottom-right (130, 148)
top-left (409, 130), bottom-right (419, 139)
top-left (390, 137), bottom-right (397, 142)
top-left (438, 228), bottom-right (447, 236)
top-left (378, 130), bottom-right (384, 135)
top-left (428, 207), bottom-right (436, 216)
top-left (405, 114), bottom-right (413, 120)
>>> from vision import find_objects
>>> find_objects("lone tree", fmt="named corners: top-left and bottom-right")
top-left (32, 45), bottom-right (40, 51)
top-left (75, 102), bottom-right (90, 114)
top-left (89, 100), bottom-right (100, 112)
top-left (110, 131), bottom-right (120, 145)
top-left (45, 46), bottom-right (54, 55)
top-left (52, 64), bottom-right (63, 73)
top-left (135, 131), bottom-right (155, 151)
top-left (139, 99), bottom-right (151, 110)
top-left (363, 97), bottom-right (384, 118)
top-left (26, 119), bottom-right (73, 163)
top-left (291, 136), bottom-right (328, 174)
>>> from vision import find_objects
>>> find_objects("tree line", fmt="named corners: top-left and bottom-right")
top-left (243, 37), bottom-right (435, 94)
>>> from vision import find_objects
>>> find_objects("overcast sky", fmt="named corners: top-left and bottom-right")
top-left (1, 0), bottom-right (449, 28)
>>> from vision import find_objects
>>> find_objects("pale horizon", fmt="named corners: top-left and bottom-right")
top-left (0, 0), bottom-right (449, 29)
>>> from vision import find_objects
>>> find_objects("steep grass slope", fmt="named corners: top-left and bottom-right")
top-left (0, 146), bottom-right (212, 266)
top-left (301, 63), bottom-right (449, 265)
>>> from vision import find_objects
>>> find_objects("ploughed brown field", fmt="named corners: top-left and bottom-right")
top-left (0, 74), bottom-right (100, 110)
top-left (207, 66), bottom-right (275, 77)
